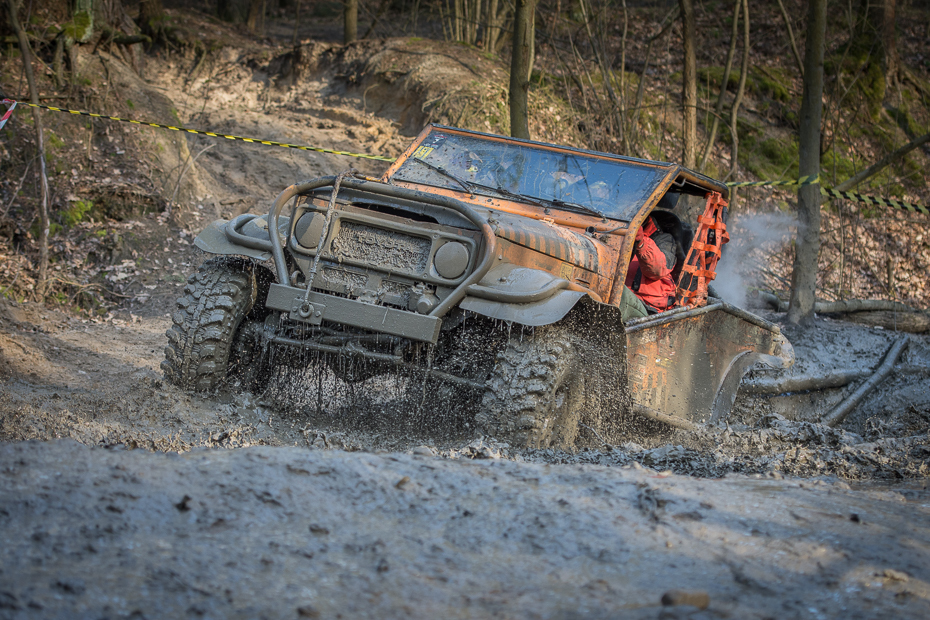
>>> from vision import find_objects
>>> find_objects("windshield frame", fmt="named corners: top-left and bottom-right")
top-left (383, 125), bottom-right (684, 223)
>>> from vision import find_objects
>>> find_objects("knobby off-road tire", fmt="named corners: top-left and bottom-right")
top-left (478, 325), bottom-right (587, 448)
top-left (162, 257), bottom-right (266, 393)
top-left (477, 316), bottom-right (627, 449)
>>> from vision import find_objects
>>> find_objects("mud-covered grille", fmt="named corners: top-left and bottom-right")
top-left (330, 222), bottom-right (431, 273)
top-left (321, 266), bottom-right (367, 291)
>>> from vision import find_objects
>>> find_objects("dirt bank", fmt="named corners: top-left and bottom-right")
top-left (1, 440), bottom-right (928, 619)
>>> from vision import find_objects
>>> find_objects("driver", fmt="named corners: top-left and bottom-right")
top-left (621, 215), bottom-right (677, 318)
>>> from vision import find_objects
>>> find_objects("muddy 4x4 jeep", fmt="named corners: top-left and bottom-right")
top-left (164, 125), bottom-right (793, 446)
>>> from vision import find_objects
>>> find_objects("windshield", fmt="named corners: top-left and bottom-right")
top-left (390, 131), bottom-right (670, 221)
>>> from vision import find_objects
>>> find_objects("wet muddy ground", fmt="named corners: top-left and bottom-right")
top-left (1, 440), bottom-right (928, 619)
top-left (1, 282), bottom-right (929, 617)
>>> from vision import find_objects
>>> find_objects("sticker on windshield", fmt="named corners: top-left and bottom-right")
top-left (413, 146), bottom-right (434, 160)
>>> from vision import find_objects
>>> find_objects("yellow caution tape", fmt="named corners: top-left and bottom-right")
top-left (821, 187), bottom-right (929, 216)
top-left (1, 99), bottom-right (394, 162)
top-left (726, 174), bottom-right (820, 188)
top-left (5, 99), bottom-right (926, 214)
top-left (726, 172), bottom-right (928, 215)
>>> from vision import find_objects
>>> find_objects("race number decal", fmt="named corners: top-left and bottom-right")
top-left (413, 146), bottom-right (434, 159)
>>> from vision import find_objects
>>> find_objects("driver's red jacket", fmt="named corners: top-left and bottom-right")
top-left (624, 217), bottom-right (677, 311)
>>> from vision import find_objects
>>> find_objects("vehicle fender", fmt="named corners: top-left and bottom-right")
top-left (458, 265), bottom-right (586, 326)
top-left (193, 218), bottom-right (273, 261)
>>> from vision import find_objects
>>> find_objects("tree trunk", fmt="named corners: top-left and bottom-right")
top-left (857, 0), bottom-right (899, 83)
top-left (509, 0), bottom-right (534, 139)
top-left (246, 0), bottom-right (263, 34)
top-left (726, 0), bottom-right (749, 184)
top-left (344, 0), bottom-right (357, 43)
top-left (485, 0), bottom-right (501, 52)
top-left (138, 0), bottom-right (163, 35)
top-left (218, 0), bottom-right (250, 23)
top-left (851, 0), bottom-right (899, 108)
top-left (679, 0), bottom-right (697, 169)
top-left (699, 0), bottom-right (740, 171)
top-left (775, 0), bottom-right (804, 77)
top-left (7, 0), bottom-right (50, 297)
top-left (72, 0), bottom-right (95, 41)
top-left (882, 0), bottom-right (898, 85)
top-left (787, 0), bottom-right (827, 326)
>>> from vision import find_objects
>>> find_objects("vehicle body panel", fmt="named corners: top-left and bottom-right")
top-left (187, 125), bottom-right (791, 432)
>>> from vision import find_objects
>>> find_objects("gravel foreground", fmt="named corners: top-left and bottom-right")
top-left (1, 441), bottom-right (928, 619)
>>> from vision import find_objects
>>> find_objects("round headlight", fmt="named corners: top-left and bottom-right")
top-left (294, 212), bottom-right (325, 249)
top-left (434, 241), bottom-right (469, 279)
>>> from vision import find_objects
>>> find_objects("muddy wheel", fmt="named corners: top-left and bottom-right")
top-left (478, 325), bottom-right (589, 448)
top-left (478, 310), bottom-right (628, 449)
top-left (162, 257), bottom-right (268, 393)
top-left (228, 319), bottom-right (271, 393)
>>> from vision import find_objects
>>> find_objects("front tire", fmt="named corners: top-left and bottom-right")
top-left (477, 325), bottom-right (587, 448)
top-left (162, 257), bottom-right (266, 393)
top-left (477, 309), bottom-right (628, 449)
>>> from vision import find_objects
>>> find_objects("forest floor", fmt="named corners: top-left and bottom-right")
top-left (1, 8), bottom-right (929, 619)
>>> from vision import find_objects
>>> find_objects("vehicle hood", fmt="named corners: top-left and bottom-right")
top-left (488, 212), bottom-right (603, 273)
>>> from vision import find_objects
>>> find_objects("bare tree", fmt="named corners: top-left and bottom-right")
top-left (726, 0), bottom-right (749, 183)
top-left (510, 0), bottom-right (534, 139)
top-left (6, 0), bottom-right (50, 296)
top-left (345, 0), bottom-right (358, 44)
top-left (787, 0), bottom-right (828, 326)
top-left (139, 0), bottom-right (164, 35)
top-left (858, 0), bottom-right (899, 87)
top-left (699, 0), bottom-right (740, 171)
top-left (679, 0), bottom-right (697, 169)
top-left (775, 0), bottom-right (804, 77)
top-left (847, 0), bottom-right (899, 107)
top-left (218, 0), bottom-right (250, 23)
top-left (246, 0), bottom-right (265, 35)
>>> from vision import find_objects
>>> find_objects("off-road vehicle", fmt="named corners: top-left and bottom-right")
top-left (163, 125), bottom-right (793, 446)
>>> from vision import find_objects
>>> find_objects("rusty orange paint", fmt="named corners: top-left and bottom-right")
top-left (382, 124), bottom-right (727, 312)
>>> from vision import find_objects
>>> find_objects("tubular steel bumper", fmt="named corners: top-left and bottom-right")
top-left (265, 283), bottom-right (443, 344)
top-left (266, 176), bottom-right (498, 321)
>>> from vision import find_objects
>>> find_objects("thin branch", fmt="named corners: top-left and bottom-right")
top-left (2, 158), bottom-right (32, 217)
top-left (699, 0), bottom-right (740, 172)
top-left (834, 132), bottom-right (930, 192)
top-left (170, 144), bottom-right (215, 207)
top-left (724, 0), bottom-right (750, 184)
top-left (7, 0), bottom-right (50, 297)
top-left (775, 0), bottom-right (804, 77)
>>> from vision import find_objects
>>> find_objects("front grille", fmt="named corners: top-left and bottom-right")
top-left (330, 221), bottom-right (431, 273)
top-left (321, 266), bottom-right (367, 291)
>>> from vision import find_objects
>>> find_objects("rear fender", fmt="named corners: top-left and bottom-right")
top-left (624, 300), bottom-right (794, 429)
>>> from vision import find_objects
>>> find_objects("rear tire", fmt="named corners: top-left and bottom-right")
top-left (162, 257), bottom-right (267, 393)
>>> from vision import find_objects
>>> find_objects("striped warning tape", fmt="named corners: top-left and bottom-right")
top-left (725, 174), bottom-right (819, 188)
top-left (725, 173), bottom-right (928, 215)
top-left (0, 100), bottom-right (16, 130)
top-left (4, 98), bottom-right (927, 214)
top-left (821, 186), bottom-right (929, 216)
top-left (0, 99), bottom-right (394, 162)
